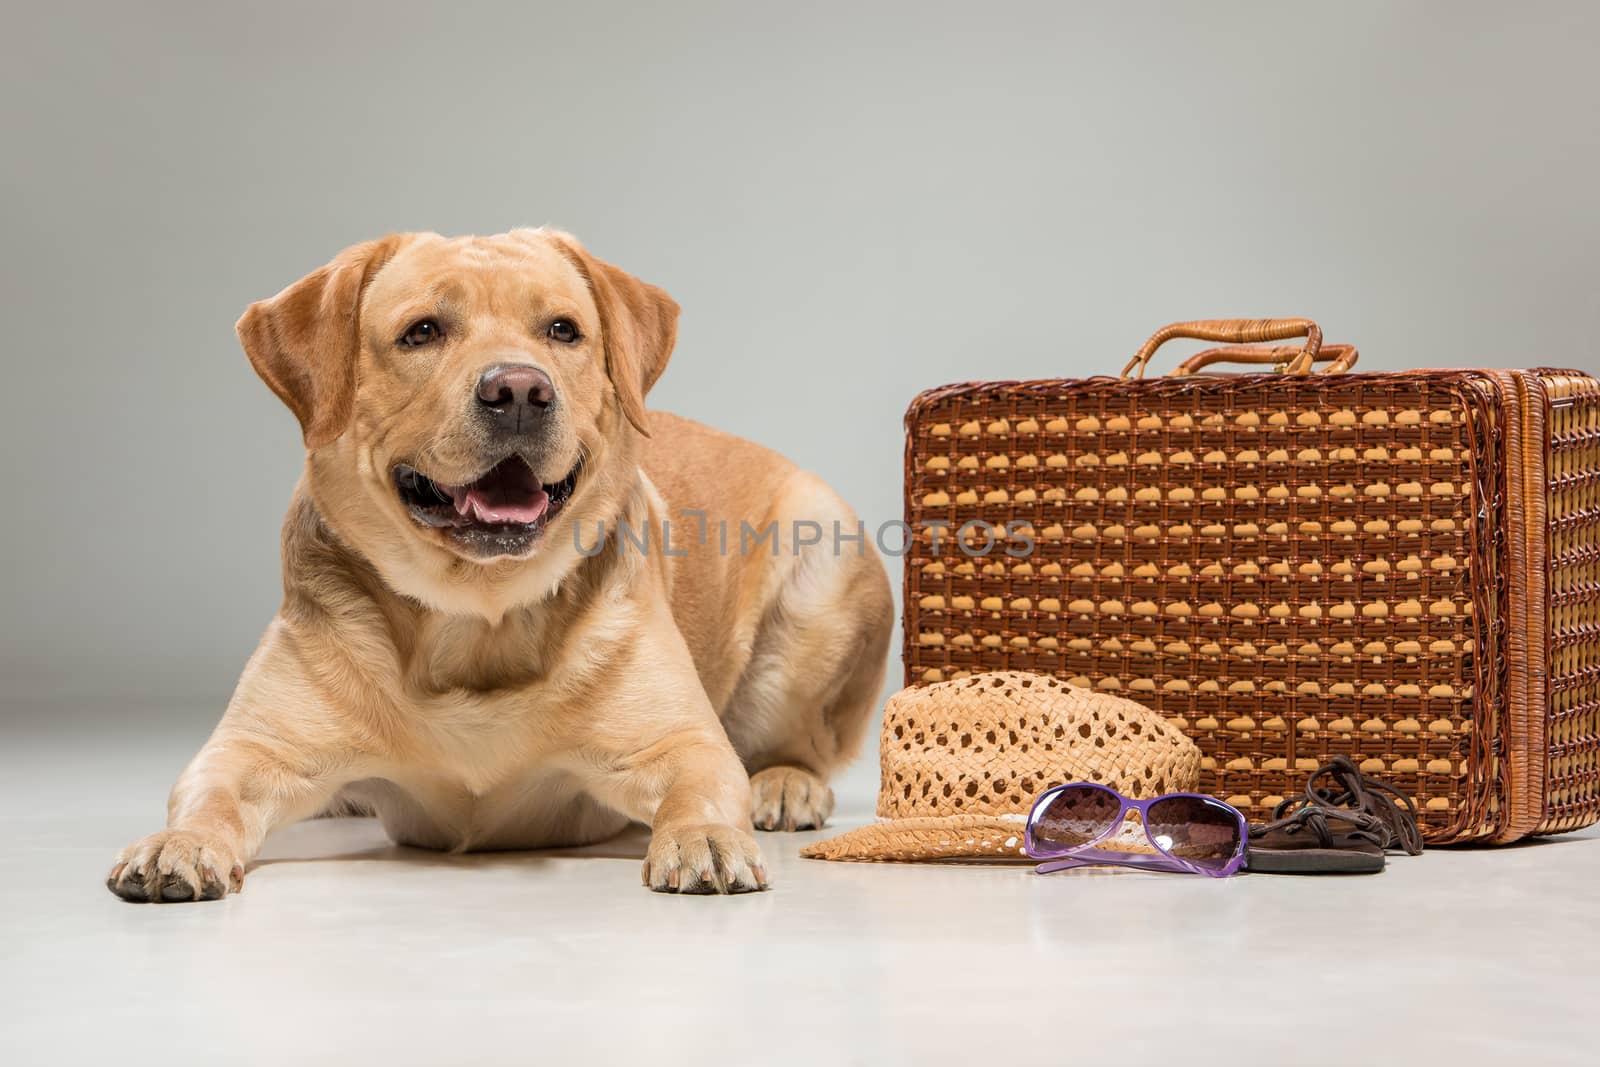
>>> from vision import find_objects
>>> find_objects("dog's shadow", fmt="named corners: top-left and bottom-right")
top-left (250, 816), bottom-right (652, 873)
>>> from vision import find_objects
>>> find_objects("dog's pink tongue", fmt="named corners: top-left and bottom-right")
top-left (450, 484), bottom-right (550, 525)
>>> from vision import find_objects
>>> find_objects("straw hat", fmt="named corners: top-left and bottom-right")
top-left (801, 671), bottom-right (1201, 862)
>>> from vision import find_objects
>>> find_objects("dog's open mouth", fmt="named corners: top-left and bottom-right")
top-left (392, 456), bottom-right (579, 557)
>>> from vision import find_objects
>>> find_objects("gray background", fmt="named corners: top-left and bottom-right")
top-left (4, 1), bottom-right (1597, 729)
top-left (7, 9), bottom-right (1600, 1062)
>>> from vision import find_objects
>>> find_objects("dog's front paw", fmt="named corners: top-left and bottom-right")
top-left (642, 824), bottom-right (769, 894)
top-left (750, 765), bottom-right (834, 831)
top-left (106, 830), bottom-right (243, 903)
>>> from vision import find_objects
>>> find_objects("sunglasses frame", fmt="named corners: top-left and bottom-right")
top-left (1023, 782), bottom-right (1249, 878)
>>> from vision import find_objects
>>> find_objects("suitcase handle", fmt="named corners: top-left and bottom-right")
top-left (1121, 318), bottom-right (1323, 379)
top-left (1172, 343), bottom-right (1359, 376)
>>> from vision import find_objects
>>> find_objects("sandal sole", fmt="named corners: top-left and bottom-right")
top-left (1244, 847), bottom-right (1385, 875)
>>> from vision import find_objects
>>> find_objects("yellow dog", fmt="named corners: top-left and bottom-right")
top-left (107, 230), bottom-right (892, 899)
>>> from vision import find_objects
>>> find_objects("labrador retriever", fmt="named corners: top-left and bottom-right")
top-left (106, 229), bottom-right (893, 899)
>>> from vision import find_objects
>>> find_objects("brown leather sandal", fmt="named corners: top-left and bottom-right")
top-left (1244, 756), bottom-right (1425, 875)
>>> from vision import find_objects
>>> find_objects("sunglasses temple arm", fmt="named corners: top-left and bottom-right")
top-left (1033, 850), bottom-right (1194, 876)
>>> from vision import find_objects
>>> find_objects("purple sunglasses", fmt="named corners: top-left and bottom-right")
top-left (1024, 782), bottom-right (1249, 877)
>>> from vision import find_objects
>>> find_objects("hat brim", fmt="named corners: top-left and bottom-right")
top-left (799, 815), bottom-right (1034, 863)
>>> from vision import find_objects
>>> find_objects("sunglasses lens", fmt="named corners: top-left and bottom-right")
top-left (1031, 784), bottom-right (1122, 851)
top-left (1144, 795), bottom-right (1243, 871)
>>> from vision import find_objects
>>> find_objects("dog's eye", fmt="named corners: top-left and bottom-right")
top-left (548, 319), bottom-right (580, 344)
top-left (399, 319), bottom-right (442, 347)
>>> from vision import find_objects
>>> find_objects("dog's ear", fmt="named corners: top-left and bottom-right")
top-left (236, 236), bottom-right (402, 449)
top-left (550, 233), bottom-right (679, 437)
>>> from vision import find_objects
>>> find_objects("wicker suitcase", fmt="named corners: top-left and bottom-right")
top-left (902, 319), bottom-right (1600, 844)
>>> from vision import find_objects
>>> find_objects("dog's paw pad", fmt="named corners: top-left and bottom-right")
top-left (643, 824), bottom-right (769, 894)
top-left (106, 831), bottom-right (238, 903)
top-left (750, 766), bottom-right (834, 832)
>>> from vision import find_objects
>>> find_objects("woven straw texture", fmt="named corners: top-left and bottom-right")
top-left (800, 671), bottom-right (1199, 861)
top-left (1539, 371), bottom-right (1600, 834)
top-left (799, 814), bottom-right (1033, 862)
top-left (902, 364), bottom-right (1600, 845)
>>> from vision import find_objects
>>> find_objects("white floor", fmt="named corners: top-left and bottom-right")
top-left (4, 724), bottom-right (1597, 1066)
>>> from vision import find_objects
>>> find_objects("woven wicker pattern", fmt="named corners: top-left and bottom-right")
top-left (1535, 371), bottom-right (1600, 834)
top-left (800, 671), bottom-right (1199, 862)
top-left (901, 369), bottom-right (1598, 844)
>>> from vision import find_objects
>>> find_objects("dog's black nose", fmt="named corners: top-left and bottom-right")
top-left (476, 364), bottom-right (555, 427)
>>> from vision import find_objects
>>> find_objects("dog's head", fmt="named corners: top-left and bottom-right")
top-left (237, 229), bottom-right (676, 609)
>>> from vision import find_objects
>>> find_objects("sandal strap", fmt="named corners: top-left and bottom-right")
top-left (1252, 802), bottom-right (1393, 849)
top-left (1252, 756), bottom-right (1424, 855)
